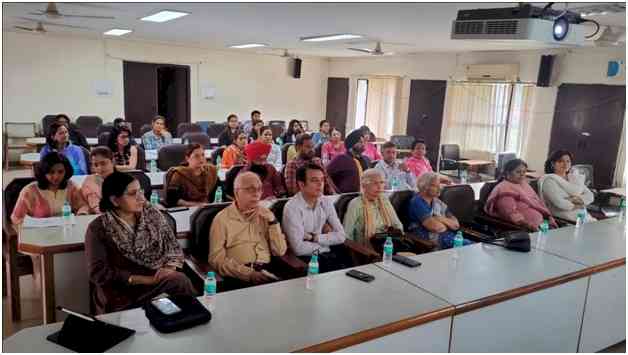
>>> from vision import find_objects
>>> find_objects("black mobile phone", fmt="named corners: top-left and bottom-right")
top-left (346, 269), bottom-right (375, 282)
top-left (392, 254), bottom-right (422, 268)
top-left (167, 207), bottom-right (189, 213)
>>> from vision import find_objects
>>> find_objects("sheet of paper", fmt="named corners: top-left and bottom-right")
top-left (22, 215), bottom-right (74, 228)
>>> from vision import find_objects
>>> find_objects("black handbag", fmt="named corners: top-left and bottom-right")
top-left (369, 227), bottom-right (417, 255)
top-left (144, 294), bottom-right (212, 333)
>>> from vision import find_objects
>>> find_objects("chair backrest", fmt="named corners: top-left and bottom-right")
top-left (160, 210), bottom-right (177, 235)
top-left (176, 123), bottom-right (192, 138)
top-left (270, 199), bottom-right (288, 224)
top-left (529, 178), bottom-right (540, 195)
top-left (389, 190), bottom-right (415, 230)
top-left (282, 143), bottom-right (294, 164)
top-left (182, 132), bottom-right (211, 148)
top-left (224, 165), bottom-right (245, 201)
top-left (390, 135), bottom-right (415, 150)
top-left (41, 115), bottom-right (58, 136)
top-left (495, 152), bottom-right (517, 179)
top-left (440, 184), bottom-right (475, 224)
top-left (79, 146), bottom-right (92, 174)
top-left (189, 203), bottom-right (231, 262)
top-left (97, 123), bottom-right (114, 136)
top-left (268, 121), bottom-right (286, 140)
top-left (195, 121), bottom-right (212, 134)
top-left (441, 144), bottom-right (461, 161)
top-left (5, 122), bottom-right (37, 139)
top-left (75, 116), bottom-right (103, 137)
top-left (334, 192), bottom-right (360, 223)
top-left (136, 146), bottom-right (147, 172)
top-left (4, 177), bottom-right (36, 224)
top-left (157, 144), bottom-right (187, 171)
top-left (572, 164), bottom-right (594, 188)
top-left (207, 123), bottom-right (226, 139)
top-left (140, 124), bottom-right (152, 136)
top-left (126, 170), bottom-right (152, 200)
top-left (478, 181), bottom-right (499, 212)
top-left (97, 131), bottom-right (111, 146)
top-left (210, 147), bottom-right (225, 165)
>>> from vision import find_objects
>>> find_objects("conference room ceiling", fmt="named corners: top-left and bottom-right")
top-left (2, 2), bottom-right (625, 57)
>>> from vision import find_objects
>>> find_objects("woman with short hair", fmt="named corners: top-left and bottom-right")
top-left (40, 122), bottom-right (89, 175)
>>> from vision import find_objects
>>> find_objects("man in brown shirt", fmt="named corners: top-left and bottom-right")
top-left (209, 172), bottom-right (288, 287)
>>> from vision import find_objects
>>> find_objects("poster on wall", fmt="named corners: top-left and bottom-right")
top-left (93, 80), bottom-right (113, 97)
top-left (200, 81), bottom-right (216, 100)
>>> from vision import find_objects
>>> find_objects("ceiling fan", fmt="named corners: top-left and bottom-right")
top-left (29, 2), bottom-right (114, 20)
top-left (13, 18), bottom-right (89, 33)
top-left (348, 42), bottom-right (394, 56)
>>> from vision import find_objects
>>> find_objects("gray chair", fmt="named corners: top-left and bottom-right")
top-left (157, 144), bottom-right (187, 171)
top-left (390, 135), bottom-right (415, 150)
top-left (182, 132), bottom-right (211, 148)
top-left (41, 115), bottom-right (58, 136)
top-left (75, 116), bottom-right (103, 137)
top-left (4, 122), bottom-right (37, 169)
top-left (495, 152), bottom-right (517, 179)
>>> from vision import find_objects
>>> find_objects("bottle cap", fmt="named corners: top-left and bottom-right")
top-left (311, 254), bottom-right (318, 262)
top-left (207, 271), bottom-right (215, 277)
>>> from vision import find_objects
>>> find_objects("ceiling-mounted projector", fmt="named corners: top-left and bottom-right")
top-left (451, 4), bottom-right (586, 46)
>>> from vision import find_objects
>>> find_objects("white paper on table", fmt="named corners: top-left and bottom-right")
top-left (22, 215), bottom-right (74, 228)
top-left (111, 310), bottom-right (151, 334)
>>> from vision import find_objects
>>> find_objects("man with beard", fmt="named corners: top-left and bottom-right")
top-left (326, 129), bottom-right (371, 193)
top-left (239, 140), bottom-right (286, 200)
top-left (284, 133), bottom-right (337, 196)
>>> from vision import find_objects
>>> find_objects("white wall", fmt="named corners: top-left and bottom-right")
top-left (329, 47), bottom-right (626, 169)
top-left (2, 31), bottom-right (329, 131)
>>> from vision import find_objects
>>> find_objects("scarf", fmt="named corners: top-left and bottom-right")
top-left (485, 180), bottom-right (551, 218)
top-left (362, 195), bottom-right (395, 242)
top-left (102, 206), bottom-right (183, 270)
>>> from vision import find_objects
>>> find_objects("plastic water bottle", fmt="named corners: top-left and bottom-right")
top-left (619, 198), bottom-right (626, 223)
top-left (306, 254), bottom-right (319, 290)
top-left (214, 186), bottom-right (223, 203)
top-left (204, 271), bottom-right (217, 311)
top-left (216, 156), bottom-right (222, 172)
top-left (150, 160), bottom-right (157, 173)
top-left (540, 219), bottom-right (549, 235)
top-left (453, 231), bottom-right (464, 248)
top-left (390, 176), bottom-right (400, 191)
top-left (150, 191), bottom-right (159, 206)
top-left (460, 169), bottom-right (468, 184)
top-left (62, 201), bottom-right (72, 237)
top-left (575, 208), bottom-right (587, 228)
top-left (382, 237), bottom-right (394, 267)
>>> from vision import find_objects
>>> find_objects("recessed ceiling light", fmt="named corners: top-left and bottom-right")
top-left (228, 43), bottom-right (269, 49)
top-left (300, 34), bottom-right (363, 42)
top-left (140, 10), bottom-right (189, 23)
top-left (104, 29), bottom-right (132, 36)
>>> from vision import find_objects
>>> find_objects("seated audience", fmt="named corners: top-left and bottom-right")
top-left (112, 118), bottom-right (138, 146)
top-left (221, 131), bottom-right (248, 170)
top-left (241, 110), bottom-right (261, 136)
top-left (359, 126), bottom-right (382, 161)
top-left (166, 143), bottom-right (218, 207)
top-left (40, 122), bottom-right (89, 175)
top-left (321, 128), bottom-right (346, 165)
top-left (209, 172), bottom-right (288, 288)
top-left (343, 169), bottom-right (404, 247)
top-left (240, 141), bottom-right (286, 199)
top-left (327, 129), bottom-right (370, 193)
top-left (485, 159), bottom-right (557, 231)
top-left (248, 118), bottom-right (264, 143)
top-left (55, 114), bottom-right (89, 149)
top-left (281, 119), bottom-right (304, 144)
top-left (85, 171), bottom-right (195, 314)
top-left (142, 115), bottom-right (173, 150)
top-left (405, 139), bottom-right (450, 184)
top-left (284, 133), bottom-right (336, 196)
top-left (407, 172), bottom-right (471, 249)
top-left (282, 164), bottom-right (351, 273)
top-left (12, 152), bottom-right (89, 225)
top-left (108, 126), bottom-right (139, 171)
top-left (81, 146), bottom-right (116, 214)
top-left (539, 150), bottom-right (595, 223)
top-left (218, 114), bottom-right (240, 147)
top-left (311, 120), bottom-right (331, 147)
top-left (374, 141), bottom-right (416, 190)
top-left (258, 125), bottom-right (282, 171)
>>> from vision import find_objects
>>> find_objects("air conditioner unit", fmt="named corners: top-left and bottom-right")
top-left (464, 64), bottom-right (520, 81)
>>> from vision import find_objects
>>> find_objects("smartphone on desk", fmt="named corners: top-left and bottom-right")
top-left (151, 297), bottom-right (182, 316)
top-left (392, 254), bottom-right (422, 268)
top-left (166, 207), bottom-right (189, 213)
top-left (346, 269), bottom-right (375, 282)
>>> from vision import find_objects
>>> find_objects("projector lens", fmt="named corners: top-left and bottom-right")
top-left (553, 17), bottom-right (569, 41)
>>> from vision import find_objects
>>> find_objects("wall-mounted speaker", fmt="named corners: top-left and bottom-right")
top-left (537, 55), bottom-right (555, 87)
top-left (293, 58), bottom-right (302, 79)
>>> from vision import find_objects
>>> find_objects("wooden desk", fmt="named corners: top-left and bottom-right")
top-left (19, 152), bottom-right (39, 166)
top-left (3, 265), bottom-right (454, 353)
top-left (458, 159), bottom-right (493, 168)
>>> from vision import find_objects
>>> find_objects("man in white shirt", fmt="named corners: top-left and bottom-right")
top-left (282, 163), bottom-right (352, 273)
top-left (374, 141), bottom-right (417, 191)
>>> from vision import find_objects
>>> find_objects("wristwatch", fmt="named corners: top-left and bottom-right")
top-left (128, 275), bottom-right (134, 285)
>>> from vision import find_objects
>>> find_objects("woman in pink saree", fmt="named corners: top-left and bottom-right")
top-left (484, 159), bottom-right (556, 231)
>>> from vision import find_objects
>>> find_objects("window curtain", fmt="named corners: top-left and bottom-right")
top-left (441, 82), bottom-right (534, 156)
top-left (364, 77), bottom-right (399, 139)
top-left (613, 112), bottom-right (626, 187)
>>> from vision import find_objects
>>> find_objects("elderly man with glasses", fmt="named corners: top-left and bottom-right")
top-left (209, 172), bottom-right (288, 289)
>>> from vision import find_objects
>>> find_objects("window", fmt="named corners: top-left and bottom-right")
top-left (353, 77), bottom-right (399, 139)
top-left (441, 82), bottom-right (534, 156)
top-left (354, 79), bottom-right (368, 128)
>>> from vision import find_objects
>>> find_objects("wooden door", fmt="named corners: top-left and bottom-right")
top-left (156, 65), bottom-right (191, 134)
top-left (549, 84), bottom-right (625, 187)
top-left (325, 78), bottom-right (350, 136)
top-left (123, 61), bottom-right (158, 137)
top-left (406, 80), bottom-right (448, 167)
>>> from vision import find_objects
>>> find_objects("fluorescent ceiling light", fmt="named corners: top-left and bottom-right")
top-left (104, 29), bottom-right (132, 36)
top-left (300, 34), bottom-right (363, 42)
top-left (141, 10), bottom-right (189, 23)
top-left (229, 43), bottom-right (268, 49)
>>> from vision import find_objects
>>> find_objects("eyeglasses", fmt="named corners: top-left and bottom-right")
top-left (236, 186), bottom-right (263, 194)
top-left (124, 188), bottom-right (145, 199)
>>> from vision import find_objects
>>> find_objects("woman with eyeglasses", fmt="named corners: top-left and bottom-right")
top-left (40, 122), bottom-right (89, 175)
top-left (85, 171), bottom-right (195, 314)
top-left (107, 126), bottom-right (139, 171)
top-left (221, 131), bottom-right (248, 170)
top-left (81, 146), bottom-right (116, 214)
